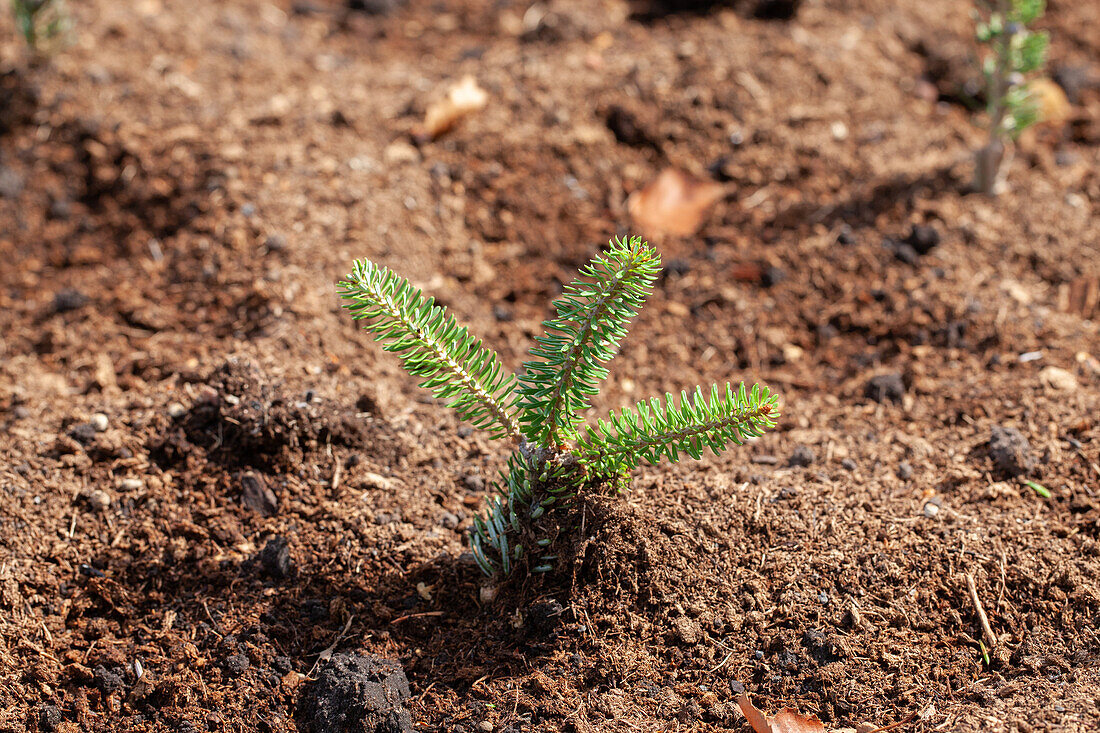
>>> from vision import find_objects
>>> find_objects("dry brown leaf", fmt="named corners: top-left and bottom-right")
top-left (627, 168), bottom-right (727, 236)
top-left (738, 694), bottom-right (886, 733)
top-left (417, 75), bottom-right (489, 141)
top-left (1030, 78), bottom-right (1071, 127)
top-left (738, 693), bottom-right (826, 733)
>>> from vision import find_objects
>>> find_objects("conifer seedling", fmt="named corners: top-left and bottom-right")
top-left (973, 0), bottom-right (1049, 194)
top-left (11, 0), bottom-right (69, 54)
top-left (339, 236), bottom-right (779, 580)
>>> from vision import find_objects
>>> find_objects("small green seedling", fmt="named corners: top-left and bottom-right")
top-left (339, 236), bottom-right (779, 580)
top-left (972, 0), bottom-right (1050, 194)
top-left (1024, 479), bottom-right (1051, 498)
top-left (11, 0), bottom-right (69, 54)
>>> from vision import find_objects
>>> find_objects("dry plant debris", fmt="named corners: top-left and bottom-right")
top-left (416, 75), bottom-right (489, 142)
top-left (627, 167), bottom-right (727, 236)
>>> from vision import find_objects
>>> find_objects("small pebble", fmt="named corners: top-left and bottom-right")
top-left (67, 422), bottom-right (97, 445)
top-left (224, 653), bottom-right (250, 676)
top-left (90, 413), bottom-right (109, 432)
top-left (439, 512), bottom-right (460, 530)
top-left (120, 478), bottom-right (144, 491)
top-left (167, 402), bottom-right (187, 418)
top-left (865, 373), bottom-right (906, 404)
top-left (788, 445), bottom-right (815, 467)
top-left (897, 461), bottom-right (913, 480)
top-left (841, 458), bottom-right (857, 471)
top-left (87, 489), bottom-right (112, 512)
top-left (905, 224), bottom-right (940, 255)
top-left (923, 500), bottom-right (940, 518)
top-left (478, 722), bottom-right (493, 732)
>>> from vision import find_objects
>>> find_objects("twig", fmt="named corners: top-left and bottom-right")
top-left (202, 600), bottom-right (224, 639)
top-left (708, 651), bottom-right (734, 674)
top-left (307, 615), bottom-right (355, 678)
top-left (863, 711), bottom-right (918, 733)
top-left (390, 610), bottom-right (444, 625)
top-left (965, 574), bottom-right (997, 650)
top-left (331, 459), bottom-right (343, 493)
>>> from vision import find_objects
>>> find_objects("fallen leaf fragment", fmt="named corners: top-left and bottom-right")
top-left (737, 693), bottom-right (825, 733)
top-left (1029, 78), bottom-right (1071, 127)
top-left (628, 168), bottom-right (727, 236)
top-left (417, 75), bottom-right (489, 141)
top-left (737, 694), bottom-right (880, 733)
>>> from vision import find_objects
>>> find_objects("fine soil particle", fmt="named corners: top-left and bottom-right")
top-left (298, 654), bottom-right (414, 733)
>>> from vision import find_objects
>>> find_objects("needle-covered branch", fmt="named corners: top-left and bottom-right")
top-left (339, 259), bottom-right (521, 442)
top-left (575, 383), bottom-right (780, 476)
top-left (339, 236), bottom-right (783, 582)
top-left (517, 235), bottom-right (661, 447)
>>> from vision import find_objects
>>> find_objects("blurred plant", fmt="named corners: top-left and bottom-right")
top-left (339, 236), bottom-right (780, 582)
top-left (11, 0), bottom-right (70, 54)
top-left (973, 0), bottom-right (1049, 194)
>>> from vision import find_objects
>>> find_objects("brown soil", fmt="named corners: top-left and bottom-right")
top-left (2, 1), bottom-right (1099, 731)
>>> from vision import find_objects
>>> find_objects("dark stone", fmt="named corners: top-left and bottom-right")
top-left (988, 426), bottom-right (1034, 478)
top-left (301, 599), bottom-right (329, 622)
top-left (263, 234), bottom-right (287, 252)
top-left (346, 0), bottom-right (403, 14)
top-left (788, 445), bottom-right (815, 467)
top-left (258, 536), bottom-right (292, 579)
top-left (355, 391), bottom-right (379, 414)
top-left (836, 226), bottom-right (855, 245)
top-left (298, 653), bottom-right (413, 733)
top-left (78, 563), bottom-right (105, 578)
top-left (897, 461), bottom-right (913, 480)
top-left (67, 423), bottom-right (98, 446)
top-left (605, 105), bottom-right (657, 148)
top-left (527, 599), bottom-right (564, 634)
top-left (38, 705), bottom-right (62, 732)
top-left (760, 266), bottom-right (786, 288)
top-left (802, 629), bottom-right (844, 663)
top-left (708, 156), bottom-right (737, 182)
top-left (52, 289), bottom-right (90, 313)
top-left (0, 166), bottom-right (24, 198)
top-left (905, 224), bottom-right (941, 255)
top-left (492, 305), bottom-right (513, 322)
top-left (224, 653), bottom-right (250, 677)
top-left (93, 665), bottom-right (126, 694)
top-left (753, 0), bottom-right (801, 19)
top-left (1052, 65), bottom-right (1092, 105)
top-left (665, 259), bottom-right (692, 277)
top-left (865, 373), bottom-right (905, 404)
top-left (240, 472), bottom-right (278, 516)
top-left (48, 197), bottom-right (72, 221)
top-left (841, 458), bottom-right (857, 471)
top-left (886, 238), bottom-right (920, 265)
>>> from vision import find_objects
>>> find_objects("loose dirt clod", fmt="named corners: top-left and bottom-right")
top-left (257, 536), bottom-right (292, 579)
top-left (987, 425), bottom-right (1035, 477)
top-left (298, 653), bottom-right (414, 733)
top-left (864, 373), bottom-right (906, 404)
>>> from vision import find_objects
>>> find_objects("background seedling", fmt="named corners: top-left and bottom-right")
top-left (972, 0), bottom-right (1049, 194)
top-left (11, 0), bottom-right (70, 55)
top-left (339, 236), bottom-right (779, 581)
